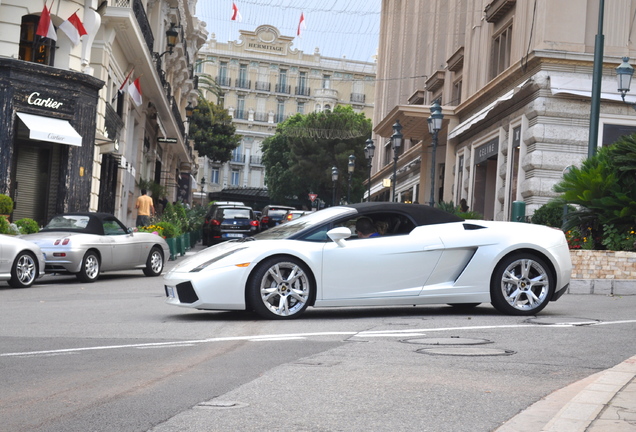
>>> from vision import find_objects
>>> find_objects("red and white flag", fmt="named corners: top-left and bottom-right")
top-left (297, 12), bottom-right (306, 37)
top-left (231, 2), bottom-right (242, 21)
top-left (119, 68), bottom-right (134, 92)
top-left (128, 77), bottom-right (143, 107)
top-left (59, 12), bottom-right (87, 46)
top-left (36, 4), bottom-right (57, 41)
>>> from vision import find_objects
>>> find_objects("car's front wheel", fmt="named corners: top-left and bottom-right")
top-left (248, 257), bottom-right (313, 319)
top-left (8, 251), bottom-right (38, 288)
top-left (76, 251), bottom-right (100, 283)
top-left (143, 246), bottom-right (164, 276)
top-left (490, 253), bottom-right (554, 315)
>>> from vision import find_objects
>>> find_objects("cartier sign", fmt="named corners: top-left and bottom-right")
top-left (27, 92), bottom-right (64, 109)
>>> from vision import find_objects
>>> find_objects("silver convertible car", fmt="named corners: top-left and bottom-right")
top-left (22, 213), bottom-right (170, 282)
top-left (0, 234), bottom-right (45, 288)
top-left (164, 202), bottom-right (573, 319)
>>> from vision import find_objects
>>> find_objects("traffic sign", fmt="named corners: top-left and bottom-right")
top-left (309, 193), bottom-right (318, 202)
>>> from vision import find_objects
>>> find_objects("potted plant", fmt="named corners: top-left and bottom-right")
top-left (0, 194), bottom-right (13, 220)
top-left (15, 218), bottom-right (40, 234)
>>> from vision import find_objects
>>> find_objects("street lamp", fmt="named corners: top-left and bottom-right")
top-left (616, 57), bottom-right (636, 110)
top-left (347, 154), bottom-right (355, 203)
top-left (331, 166), bottom-right (339, 206)
top-left (364, 138), bottom-right (375, 202)
top-left (427, 101), bottom-right (444, 207)
top-left (200, 176), bottom-right (206, 207)
top-left (391, 120), bottom-right (403, 202)
top-left (154, 23), bottom-right (180, 59)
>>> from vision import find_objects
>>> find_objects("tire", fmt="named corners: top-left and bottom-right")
top-left (143, 246), bottom-right (164, 276)
top-left (248, 257), bottom-right (313, 319)
top-left (76, 251), bottom-right (100, 283)
top-left (490, 253), bottom-right (554, 316)
top-left (8, 251), bottom-right (38, 288)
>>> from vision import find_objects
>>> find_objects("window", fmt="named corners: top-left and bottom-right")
top-left (451, 79), bottom-right (462, 106)
top-left (322, 74), bottom-right (331, 89)
top-left (19, 15), bottom-right (56, 65)
top-left (297, 102), bottom-right (305, 114)
top-left (490, 23), bottom-right (512, 80)
top-left (195, 60), bottom-right (203, 73)
top-left (276, 69), bottom-right (289, 93)
top-left (236, 95), bottom-right (246, 119)
top-left (211, 168), bottom-right (220, 184)
top-left (231, 170), bottom-right (240, 186)
top-left (297, 72), bottom-right (309, 96)
top-left (232, 145), bottom-right (244, 163)
top-left (237, 64), bottom-right (249, 88)
top-left (218, 61), bottom-right (230, 86)
top-left (275, 100), bottom-right (285, 123)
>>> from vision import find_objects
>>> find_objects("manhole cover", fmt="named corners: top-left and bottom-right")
top-left (402, 337), bottom-right (493, 346)
top-left (417, 347), bottom-right (515, 356)
top-left (526, 317), bottom-right (600, 326)
top-left (197, 400), bottom-right (248, 409)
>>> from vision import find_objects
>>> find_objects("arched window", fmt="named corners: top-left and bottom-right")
top-left (19, 15), bottom-right (56, 66)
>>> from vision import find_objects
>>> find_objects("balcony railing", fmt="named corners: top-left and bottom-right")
top-left (217, 76), bottom-right (231, 87)
top-left (275, 84), bottom-right (291, 94)
top-left (250, 155), bottom-right (263, 165)
top-left (255, 81), bottom-right (271, 91)
top-left (295, 87), bottom-right (311, 97)
top-left (105, 103), bottom-right (124, 140)
top-left (274, 114), bottom-right (286, 123)
top-left (236, 79), bottom-right (251, 90)
top-left (254, 112), bottom-right (269, 122)
top-left (230, 154), bottom-right (246, 163)
top-left (350, 93), bottom-right (366, 103)
top-left (234, 110), bottom-right (248, 120)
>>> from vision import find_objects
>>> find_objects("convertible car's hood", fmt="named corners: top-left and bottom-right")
top-left (168, 240), bottom-right (253, 273)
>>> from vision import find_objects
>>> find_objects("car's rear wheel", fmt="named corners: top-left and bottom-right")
top-left (248, 257), bottom-right (313, 319)
top-left (143, 246), bottom-right (164, 276)
top-left (76, 251), bottom-right (100, 283)
top-left (490, 253), bottom-right (554, 316)
top-left (8, 251), bottom-right (38, 288)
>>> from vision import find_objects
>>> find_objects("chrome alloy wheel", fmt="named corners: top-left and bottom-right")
top-left (150, 250), bottom-right (163, 273)
top-left (259, 261), bottom-right (310, 317)
top-left (500, 258), bottom-right (550, 312)
top-left (16, 254), bottom-right (36, 285)
top-left (84, 254), bottom-right (100, 280)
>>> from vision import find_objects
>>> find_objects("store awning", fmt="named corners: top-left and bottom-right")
top-left (16, 112), bottom-right (82, 146)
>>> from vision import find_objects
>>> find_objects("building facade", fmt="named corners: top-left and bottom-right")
top-left (194, 25), bottom-right (376, 205)
top-left (372, 0), bottom-right (636, 220)
top-left (0, 0), bottom-right (205, 227)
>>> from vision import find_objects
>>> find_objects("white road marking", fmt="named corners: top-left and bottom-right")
top-left (2, 320), bottom-right (636, 358)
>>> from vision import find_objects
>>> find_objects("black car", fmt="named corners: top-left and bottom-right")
top-left (202, 205), bottom-right (259, 245)
top-left (260, 205), bottom-right (295, 229)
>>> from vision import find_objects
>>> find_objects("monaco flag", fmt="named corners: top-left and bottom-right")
top-left (59, 12), bottom-right (87, 46)
top-left (128, 77), bottom-right (143, 107)
top-left (36, 5), bottom-right (57, 41)
top-left (297, 12), bottom-right (306, 37)
top-left (231, 2), bottom-right (242, 21)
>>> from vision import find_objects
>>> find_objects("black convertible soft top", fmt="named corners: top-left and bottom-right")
top-left (40, 212), bottom-right (127, 235)
top-left (343, 202), bottom-right (464, 226)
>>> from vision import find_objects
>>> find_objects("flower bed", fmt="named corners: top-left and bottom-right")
top-left (570, 250), bottom-right (636, 279)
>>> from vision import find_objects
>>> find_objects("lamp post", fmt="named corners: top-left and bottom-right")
top-left (154, 23), bottom-right (180, 59)
top-left (347, 154), bottom-right (355, 203)
top-left (391, 120), bottom-right (403, 202)
top-left (331, 166), bottom-right (339, 206)
top-left (588, 0), bottom-right (605, 158)
top-left (427, 101), bottom-right (444, 207)
top-left (616, 57), bottom-right (636, 110)
top-left (200, 176), bottom-right (205, 207)
top-left (364, 138), bottom-right (375, 202)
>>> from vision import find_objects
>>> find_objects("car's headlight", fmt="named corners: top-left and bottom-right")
top-left (190, 248), bottom-right (247, 272)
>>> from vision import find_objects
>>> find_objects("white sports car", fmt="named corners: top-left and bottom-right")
top-left (164, 203), bottom-right (572, 319)
top-left (0, 234), bottom-right (45, 288)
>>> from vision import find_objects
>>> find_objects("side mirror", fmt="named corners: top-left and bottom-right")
top-left (327, 226), bottom-right (352, 247)
top-left (127, 227), bottom-right (134, 234)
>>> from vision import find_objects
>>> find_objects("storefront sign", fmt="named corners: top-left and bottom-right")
top-left (27, 92), bottom-right (64, 109)
top-left (158, 137), bottom-right (177, 144)
top-left (474, 138), bottom-right (499, 164)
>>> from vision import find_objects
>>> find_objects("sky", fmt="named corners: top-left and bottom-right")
top-left (195, 0), bottom-right (382, 63)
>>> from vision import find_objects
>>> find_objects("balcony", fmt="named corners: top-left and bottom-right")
top-left (250, 155), bottom-right (263, 165)
top-left (275, 84), bottom-right (291, 94)
top-left (234, 110), bottom-right (248, 120)
top-left (254, 112), bottom-right (269, 122)
top-left (104, 103), bottom-right (124, 140)
top-left (255, 81), bottom-right (271, 92)
top-left (314, 88), bottom-right (338, 101)
top-left (236, 79), bottom-right (251, 90)
top-left (295, 86), bottom-right (311, 97)
top-left (230, 154), bottom-right (246, 164)
top-left (217, 76), bottom-right (231, 87)
top-left (350, 93), bottom-right (366, 104)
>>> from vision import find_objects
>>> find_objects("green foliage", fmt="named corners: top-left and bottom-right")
top-left (156, 221), bottom-right (179, 238)
top-left (158, 202), bottom-right (186, 235)
top-left (0, 216), bottom-right (9, 234)
top-left (0, 194), bottom-right (13, 214)
top-left (189, 96), bottom-right (241, 163)
top-left (185, 205), bottom-right (205, 232)
top-left (438, 200), bottom-right (483, 219)
top-left (601, 224), bottom-right (636, 251)
top-left (262, 106), bottom-right (372, 207)
top-left (565, 226), bottom-right (596, 250)
top-left (14, 218), bottom-right (39, 234)
top-left (530, 200), bottom-right (575, 228)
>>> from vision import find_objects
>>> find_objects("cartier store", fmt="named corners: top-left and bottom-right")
top-left (0, 58), bottom-right (103, 226)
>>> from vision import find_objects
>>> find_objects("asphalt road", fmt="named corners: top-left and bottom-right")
top-left (1, 267), bottom-right (635, 432)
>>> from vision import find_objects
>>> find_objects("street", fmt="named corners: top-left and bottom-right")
top-left (1, 265), bottom-right (635, 432)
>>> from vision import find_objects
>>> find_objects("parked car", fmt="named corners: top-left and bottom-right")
top-left (283, 210), bottom-right (312, 222)
top-left (260, 205), bottom-right (296, 229)
top-left (0, 234), bottom-right (45, 288)
top-left (163, 202), bottom-right (572, 319)
top-left (21, 213), bottom-right (169, 282)
top-left (202, 201), bottom-right (245, 246)
top-left (204, 205), bottom-right (260, 245)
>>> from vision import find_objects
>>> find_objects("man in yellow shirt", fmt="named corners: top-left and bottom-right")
top-left (135, 189), bottom-right (155, 227)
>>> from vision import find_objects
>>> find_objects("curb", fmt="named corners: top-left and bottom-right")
top-left (568, 279), bottom-right (636, 296)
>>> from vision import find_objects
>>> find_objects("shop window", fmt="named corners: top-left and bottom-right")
top-left (19, 15), bottom-right (56, 66)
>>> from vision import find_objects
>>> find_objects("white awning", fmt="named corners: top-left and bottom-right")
top-left (16, 112), bottom-right (82, 146)
top-left (549, 74), bottom-right (632, 103)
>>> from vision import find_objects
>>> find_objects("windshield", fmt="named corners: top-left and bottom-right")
top-left (44, 215), bottom-right (90, 230)
top-left (254, 207), bottom-right (355, 240)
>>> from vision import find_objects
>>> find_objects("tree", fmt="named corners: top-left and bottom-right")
top-left (262, 106), bottom-right (372, 207)
top-left (188, 96), bottom-right (241, 163)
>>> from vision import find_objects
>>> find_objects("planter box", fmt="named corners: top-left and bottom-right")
top-left (570, 250), bottom-right (636, 279)
top-left (184, 232), bottom-right (191, 251)
top-left (165, 238), bottom-right (177, 261)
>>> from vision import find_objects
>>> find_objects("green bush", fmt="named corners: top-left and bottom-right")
top-left (15, 218), bottom-right (40, 234)
top-left (438, 200), bottom-right (483, 220)
top-left (0, 216), bottom-right (10, 234)
top-left (601, 224), bottom-right (636, 251)
top-left (156, 221), bottom-right (180, 238)
top-left (0, 194), bottom-right (13, 214)
top-left (531, 200), bottom-right (575, 228)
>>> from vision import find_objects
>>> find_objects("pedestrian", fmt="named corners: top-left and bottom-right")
top-left (459, 198), bottom-right (469, 213)
top-left (135, 189), bottom-right (155, 227)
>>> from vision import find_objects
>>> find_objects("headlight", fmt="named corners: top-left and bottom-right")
top-left (190, 248), bottom-right (247, 272)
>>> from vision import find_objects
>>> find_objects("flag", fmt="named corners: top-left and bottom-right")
top-left (128, 77), bottom-right (143, 107)
top-left (111, 68), bottom-right (134, 103)
top-left (297, 12), bottom-right (306, 37)
top-left (36, 5), bottom-right (57, 41)
top-left (231, 2), bottom-right (242, 21)
top-left (59, 12), bottom-right (87, 46)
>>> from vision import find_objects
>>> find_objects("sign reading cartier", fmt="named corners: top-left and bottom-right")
top-left (27, 92), bottom-right (64, 109)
